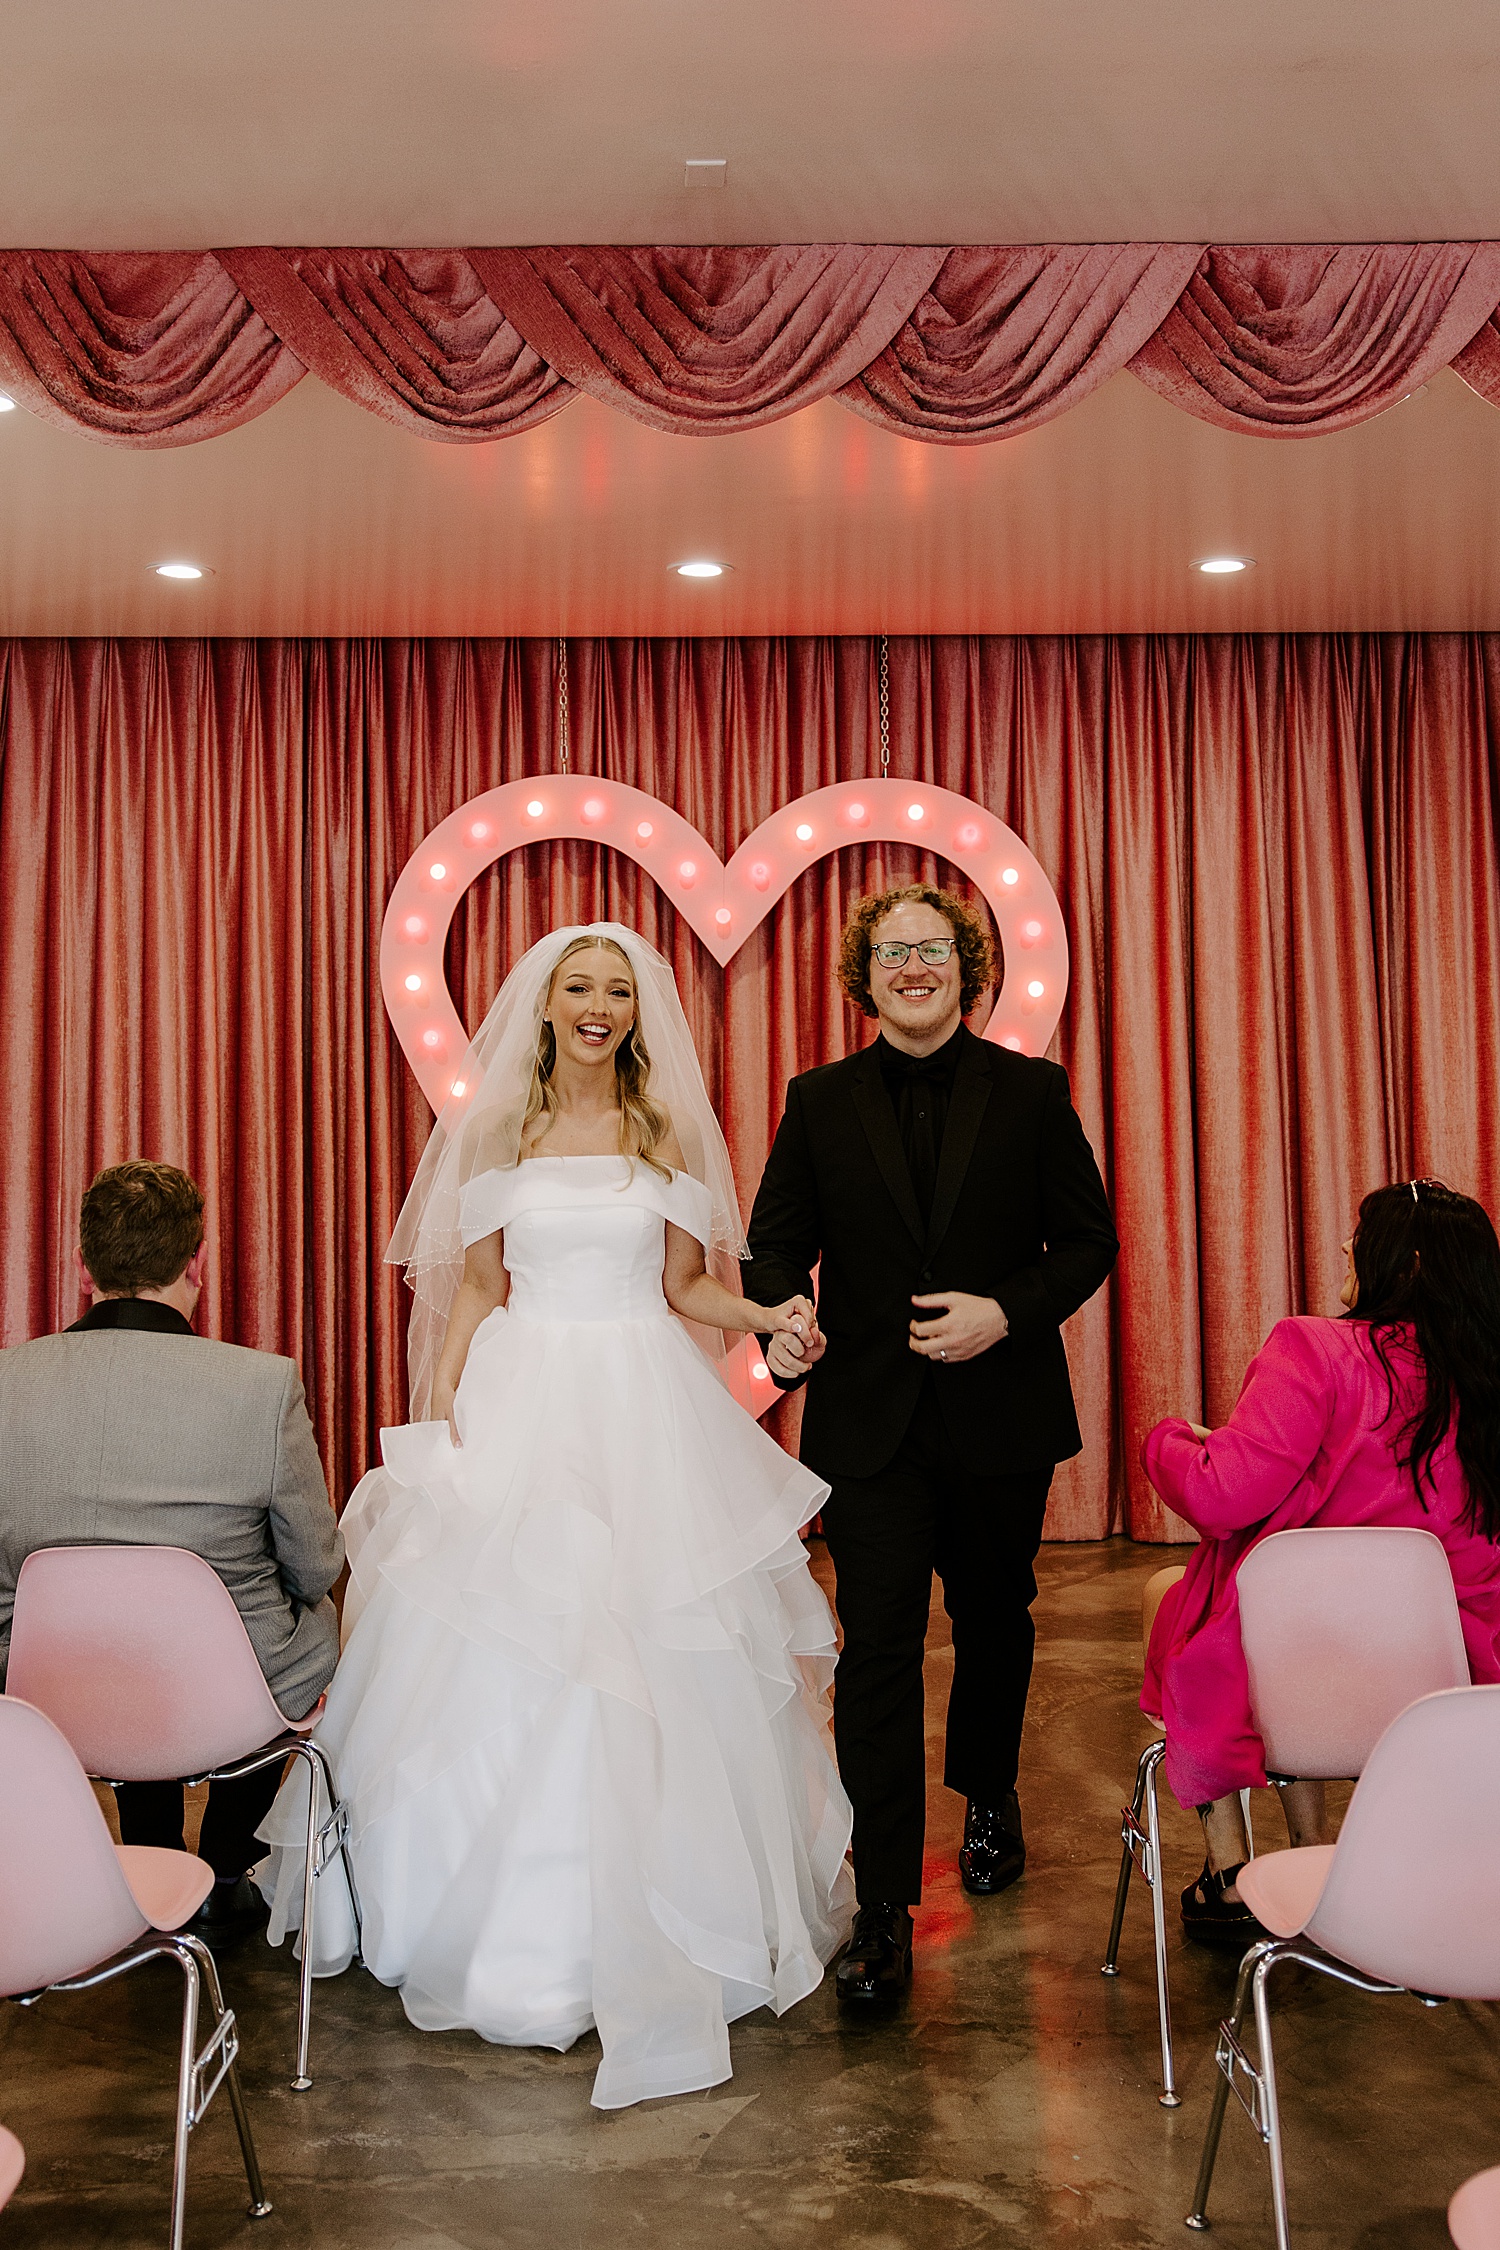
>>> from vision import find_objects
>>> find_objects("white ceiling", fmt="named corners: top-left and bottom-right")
top-left (3, 0), bottom-right (1499, 248)
top-left (3, 0), bottom-right (1500, 635)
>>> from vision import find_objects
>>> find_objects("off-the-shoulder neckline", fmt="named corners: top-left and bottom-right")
top-left (489, 1155), bottom-right (695, 1184)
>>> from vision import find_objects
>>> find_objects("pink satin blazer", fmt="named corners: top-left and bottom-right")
top-left (1141, 1316), bottom-right (1500, 1807)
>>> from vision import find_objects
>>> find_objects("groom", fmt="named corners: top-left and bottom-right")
top-left (744, 884), bottom-right (1117, 2004)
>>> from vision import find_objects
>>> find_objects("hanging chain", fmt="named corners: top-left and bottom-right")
top-left (557, 636), bottom-right (570, 775)
top-left (878, 632), bottom-right (890, 776)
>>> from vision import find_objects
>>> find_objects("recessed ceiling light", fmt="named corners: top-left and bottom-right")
top-left (673, 559), bottom-right (727, 579)
top-left (0, 394), bottom-right (15, 413)
top-left (1194, 556), bottom-right (1254, 575)
top-left (154, 561), bottom-right (208, 580)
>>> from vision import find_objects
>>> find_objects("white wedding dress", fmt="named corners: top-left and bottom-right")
top-left (256, 1155), bottom-right (854, 2108)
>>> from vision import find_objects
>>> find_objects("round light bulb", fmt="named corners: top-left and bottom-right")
top-left (583, 797), bottom-right (604, 820)
top-left (1001, 867), bottom-right (1019, 886)
top-left (1024, 920), bottom-right (1042, 938)
top-left (907, 802), bottom-right (924, 821)
top-left (404, 974), bottom-right (422, 993)
top-left (1196, 556), bottom-right (1251, 574)
top-left (469, 821), bottom-right (490, 842)
top-left (847, 801), bottom-right (866, 822)
top-left (959, 823), bottom-right (981, 847)
top-left (527, 800), bottom-right (544, 818)
top-left (675, 560), bottom-right (725, 578)
top-left (422, 1029), bottom-right (441, 1050)
top-left (451, 1079), bottom-right (467, 1098)
top-left (155, 562), bottom-right (204, 580)
top-left (428, 861), bottom-right (447, 881)
top-left (795, 823), bottom-right (814, 843)
top-left (751, 1363), bottom-right (770, 1381)
top-left (715, 908), bottom-right (732, 927)
top-left (403, 916), bottom-right (425, 938)
top-left (636, 821), bottom-right (654, 840)
top-left (1026, 979), bottom-right (1045, 998)
top-left (1003, 1036), bottom-right (1022, 1052)
top-left (679, 860), bottom-right (697, 885)
top-left (750, 862), bottom-right (770, 890)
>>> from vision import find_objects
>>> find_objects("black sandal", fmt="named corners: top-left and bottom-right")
top-left (1180, 1860), bottom-right (1268, 1950)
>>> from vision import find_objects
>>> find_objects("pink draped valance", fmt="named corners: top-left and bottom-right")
top-left (5, 242), bottom-right (1500, 448)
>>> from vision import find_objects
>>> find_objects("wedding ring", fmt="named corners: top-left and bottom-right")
top-left (938, 1348), bottom-right (947, 1360)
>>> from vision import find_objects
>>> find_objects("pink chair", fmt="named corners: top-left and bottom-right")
top-left (1103, 1525), bottom-right (1470, 2107)
top-left (7, 1544), bottom-right (360, 2091)
top-left (1450, 2167), bottom-right (1500, 2248)
top-left (0, 2127), bottom-right (23, 2212)
top-left (1186, 1684), bottom-right (1500, 2250)
top-left (0, 1696), bottom-right (271, 2250)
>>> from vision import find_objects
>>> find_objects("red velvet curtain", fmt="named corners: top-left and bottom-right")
top-left (2, 634), bottom-right (1497, 1543)
top-left (8, 245), bottom-right (1500, 447)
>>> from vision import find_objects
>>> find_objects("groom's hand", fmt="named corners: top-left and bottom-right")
top-left (909, 1291), bottom-right (1008, 1363)
top-left (764, 1297), bottom-right (826, 1383)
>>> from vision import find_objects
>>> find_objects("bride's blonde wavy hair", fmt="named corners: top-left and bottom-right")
top-left (521, 934), bottom-right (673, 1180)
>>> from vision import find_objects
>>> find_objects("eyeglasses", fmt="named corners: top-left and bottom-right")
top-left (872, 939), bottom-right (957, 967)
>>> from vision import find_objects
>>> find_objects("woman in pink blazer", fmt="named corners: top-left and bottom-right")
top-left (1142, 1179), bottom-right (1500, 1944)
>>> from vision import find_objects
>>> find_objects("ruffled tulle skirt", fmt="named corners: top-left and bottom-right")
top-left (254, 1307), bottom-right (855, 2108)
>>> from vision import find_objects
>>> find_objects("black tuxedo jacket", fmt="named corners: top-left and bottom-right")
top-left (743, 1028), bottom-right (1118, 1481)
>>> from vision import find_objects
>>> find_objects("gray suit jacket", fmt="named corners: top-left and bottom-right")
top-left (0, 1303), bottom-right (344, 1719)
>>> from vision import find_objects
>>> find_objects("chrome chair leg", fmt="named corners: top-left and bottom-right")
top-left (1101, 1739), bottom-right (1178, 2105)
top-left (284, 1737), bottom-right (360, 2090)
top-left (1101, 1743), bottom-right (1152, 1975)
top-left (15, 1930), bottom-right (272, 2244)
top-left (180, 1934), bottom-right (271, 2222)
top-left (1142, 1743), bottom-right (1179, 2106)
top-left (1186, 1940), bottom-right (1267, 2232)
top-left (1252, 1953), bottom-right (1293, 2250)
top-left (1187, 1937), bottom-right (1402, 2241)
top-left (167, 1937), bottom-right (199, 2250)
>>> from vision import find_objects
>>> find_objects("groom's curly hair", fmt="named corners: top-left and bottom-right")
top-left (839, 884), bottom-right (996, 1020)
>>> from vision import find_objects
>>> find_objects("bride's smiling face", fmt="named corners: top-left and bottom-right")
top-left (545, 946), bottom-right (638, 1073)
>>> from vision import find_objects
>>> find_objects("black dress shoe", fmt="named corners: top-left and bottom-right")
top-left (189, 1875), bottom-right (268, 1937)
top-left (835, 1902), bottom-right (914, 2006)
top-left (1180, 1861), bottom-right (1268, 1950)
top-left (958, 1793), bottom-right (1025, 1895)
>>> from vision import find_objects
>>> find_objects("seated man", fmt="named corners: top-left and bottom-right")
top-left (0, 1160), bottom-right (344, 1927)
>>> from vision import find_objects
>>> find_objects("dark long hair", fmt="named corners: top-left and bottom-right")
top-left (1348, 1181), bottom-right (1500, 1541)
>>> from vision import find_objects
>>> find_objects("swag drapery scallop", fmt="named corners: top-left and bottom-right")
top-left (6, 243), bottom-right (1500, 447)
top-left (2, 634), bottom-right (1498, 1543)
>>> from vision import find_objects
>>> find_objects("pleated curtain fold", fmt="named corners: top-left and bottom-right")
top-left (7, 244), bottom-right (1500, 446)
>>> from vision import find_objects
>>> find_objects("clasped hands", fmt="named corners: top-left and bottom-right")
top-left (763, 1288), bottom-right (1008, 1382)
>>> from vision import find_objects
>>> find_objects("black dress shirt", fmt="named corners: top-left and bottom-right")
top-left (876, 1023), bottom-right (966, 1222)
top-left (66, 1298), bottom-right (196, 1337)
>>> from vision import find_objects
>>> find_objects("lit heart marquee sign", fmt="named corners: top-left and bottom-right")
top-left (381, 776), bottom-right (1069, 1416)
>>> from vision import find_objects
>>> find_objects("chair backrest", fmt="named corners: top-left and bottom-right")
top-left (0, 1698), bottom-right (149, 1996)
top-left (1237, 1525), bottom-right (1470, 1778)
top-left (1305, 1685), bottom-right (1500, 1999)
top-left (0, 2125), bottom-right (24, 2211)
top-left (8, 1545), bottom-right (288, 1779)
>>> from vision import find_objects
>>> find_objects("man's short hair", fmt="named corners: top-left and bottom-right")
top-left (838, 884), bottom-right (996, 1020)
top-left (79, 1162), bottom-right (205, 1295)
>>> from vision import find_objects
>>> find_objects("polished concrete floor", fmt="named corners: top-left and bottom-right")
top-left (3, 1538), bottom-right (1495, 2248)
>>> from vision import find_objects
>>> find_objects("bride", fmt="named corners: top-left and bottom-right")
top-left (256, 923), bottom-right (854, 2108)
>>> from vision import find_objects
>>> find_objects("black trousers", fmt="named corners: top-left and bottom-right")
top-left (820, 1381), bottom-right (1053, 1906)
top-left (115, 1762), bottom-right (286, 1880)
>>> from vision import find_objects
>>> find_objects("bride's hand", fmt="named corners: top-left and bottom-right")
top-left (433, 1386), bottom-right (462, 1448)
top-left (757, 1296), bottom-right (826, 1379)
